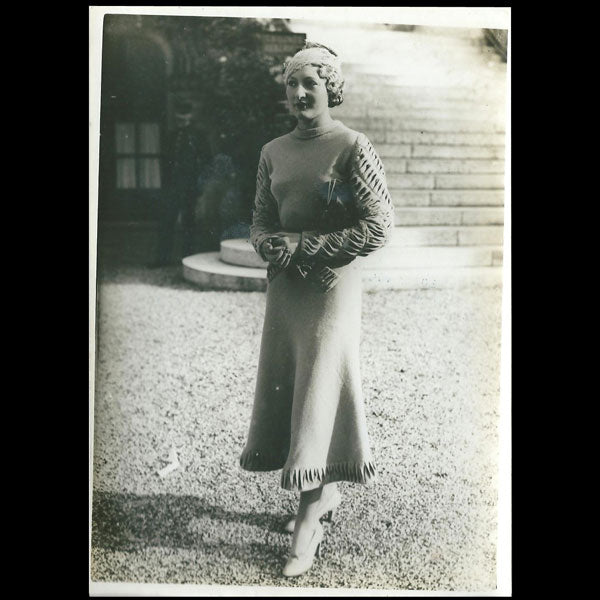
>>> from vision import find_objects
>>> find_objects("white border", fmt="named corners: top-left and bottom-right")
top-left (90, 581), bottom-right (511, 597)
top-left (89, 6), bottom-right (511, 597)
top-left (89, 6), bottom-right (510, 28)
top-left (497, 17), bottom-right (512, 599)
top-left (89, 6), bottom-right (103, 591)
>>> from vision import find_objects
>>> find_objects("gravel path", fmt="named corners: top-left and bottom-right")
top-left (91, 266), bottom-right (504, 592)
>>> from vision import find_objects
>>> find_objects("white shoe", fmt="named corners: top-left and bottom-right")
top-left (282, 521), bottom-right (324, 577)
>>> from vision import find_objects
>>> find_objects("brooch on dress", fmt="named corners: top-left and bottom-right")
top-left (318, 179), bottom-right (355, 232)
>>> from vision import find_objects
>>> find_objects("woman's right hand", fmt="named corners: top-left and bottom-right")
top-left (262, 236), bottom-right (292, 268)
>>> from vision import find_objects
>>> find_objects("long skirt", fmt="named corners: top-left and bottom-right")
top-left (240, 260), bottom-right (376, 492)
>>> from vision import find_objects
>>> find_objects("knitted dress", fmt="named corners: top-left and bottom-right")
top-left (239, 119), bottom-right (394, 492)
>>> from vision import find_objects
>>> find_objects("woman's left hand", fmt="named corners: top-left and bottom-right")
top-left (263, 237), bottom-right (293, 268)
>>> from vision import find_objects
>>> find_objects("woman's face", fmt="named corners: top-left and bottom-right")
top-left (286, 64), bottom-right (330, 124)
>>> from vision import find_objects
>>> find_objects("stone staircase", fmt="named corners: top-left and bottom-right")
top-left (182, 22), bottom-right (507, 291)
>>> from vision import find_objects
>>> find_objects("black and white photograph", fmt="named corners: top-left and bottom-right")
top-left (89, 6), bottom-right (511, 595)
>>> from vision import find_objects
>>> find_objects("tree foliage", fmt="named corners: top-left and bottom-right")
top-left (157, 15), bottom-right (295, 224)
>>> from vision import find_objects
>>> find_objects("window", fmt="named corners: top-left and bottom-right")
top-left (115, 122), bottom-right (162, 189)
top-left (99, 26), bottom-right (167, 221)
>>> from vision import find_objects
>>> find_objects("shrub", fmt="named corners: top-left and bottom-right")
top-left (157, 16), bottom-right (295, 244)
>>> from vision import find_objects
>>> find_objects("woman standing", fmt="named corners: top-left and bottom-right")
top-left (240, 42), bottom-right (394, 577)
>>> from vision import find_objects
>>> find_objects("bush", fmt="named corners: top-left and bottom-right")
top-left (158, 16), bottom-right (294, 241)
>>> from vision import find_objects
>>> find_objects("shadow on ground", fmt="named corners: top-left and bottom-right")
top-left (91, 491), bottom-right (288, 555)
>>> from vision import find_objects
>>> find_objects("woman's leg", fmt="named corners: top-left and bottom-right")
top-left (291, 482), bottom-right (338, 554)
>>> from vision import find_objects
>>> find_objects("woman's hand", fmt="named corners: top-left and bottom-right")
top-left (262, 236), bottom-right (293, 268)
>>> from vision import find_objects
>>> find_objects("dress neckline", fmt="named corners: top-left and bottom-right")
top-left (290, 119), bottom-right (342, 140)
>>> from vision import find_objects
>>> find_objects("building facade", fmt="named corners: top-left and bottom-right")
top-left (97, 14), bottom-right (305, 226)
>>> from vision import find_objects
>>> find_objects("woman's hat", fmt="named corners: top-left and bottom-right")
top-left (282, 42), bottom-right (342, 83)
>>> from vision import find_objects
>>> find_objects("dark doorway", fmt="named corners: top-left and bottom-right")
top-left (98, 21), bottom-right (168, 223)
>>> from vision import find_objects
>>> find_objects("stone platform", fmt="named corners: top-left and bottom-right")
top-left (181, 238), bottom-right (502, 291)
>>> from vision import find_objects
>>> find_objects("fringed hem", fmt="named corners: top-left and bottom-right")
top-left (239, 447), bottom-right (287, 472)
top-left (241, 450), bottom-right (377, 491)
top-left (280, 460), bottom-right (377, 492)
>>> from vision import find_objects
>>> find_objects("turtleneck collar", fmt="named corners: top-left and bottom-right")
top-left (290, 119), bottom-right (342, 140)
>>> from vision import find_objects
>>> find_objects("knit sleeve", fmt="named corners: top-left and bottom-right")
top-left (249, 148), bottom-right (283, 261)
top-left (295, 133), bottom-right (394, 267)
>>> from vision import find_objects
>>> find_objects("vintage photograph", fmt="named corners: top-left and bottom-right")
top-left (89, 6), bottom-right (510, 595)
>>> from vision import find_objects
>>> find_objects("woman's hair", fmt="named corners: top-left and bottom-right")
top-left (316, 63), bottom-right (344, 108)
top-left (283, 41), bottom-right (345, 108)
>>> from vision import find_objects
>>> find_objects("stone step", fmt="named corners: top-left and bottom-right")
top-left (429, 190), bottom-right (504, 206)
top-left (377, 144), bottom-right (413, 158)
top-left (343, 60), bottom-right (504, 76)
top-left (385, 158), bottom-right (505, 174)
top-left (346, 97), bottom-right (506, 117)
top-left (377, 145), bottom-right (506, 160)
top-left (341, 33), bottom-right (486, 51)
top-left (390, 190), bottom-right (504, 207)
top-left (342, 116), bottom-right (504, 134)
top-left (362, 245), bottom-right (502, 269)
top-left (390, 225), bottom-right (504, 247)
top-left (383, 131), bottom-right (506, 146)
top-left (183, 253), bottom-right (267, 291)
top-left (235, 227), bottom-right (504, 249)
top-left (343, 44), bottom-right (504, 68)
top-left (343, 72), bottom-right (506, 94)
top-left (220, 238), bottom-right (267, 268)
top-left (182, 252), bottom-right (503, 291)
top-left (344, 89), bottom-right (505, 105)
top-left (333, 106), bottom-right (504, 123)
top-left (387, 173), bottom-right (504, 190)
top-left (220, 237), bottom-right (504, 269)
top-left (342, 70), bottom-right (506, 92)
top-left (336, 99), bottom-right (506, 119)
top-left (219, 225), bottom-right (504, 264)
top-left (343, 84), bottom-right (504, 103)
top-left (342, 47), bottom-right (495, 73)
top-left (397, 145), bottom-right (506, 159)
top-left (395, 206), bottom-right (504, 226)
top-left (364, 130), bottom-right (506, 146)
